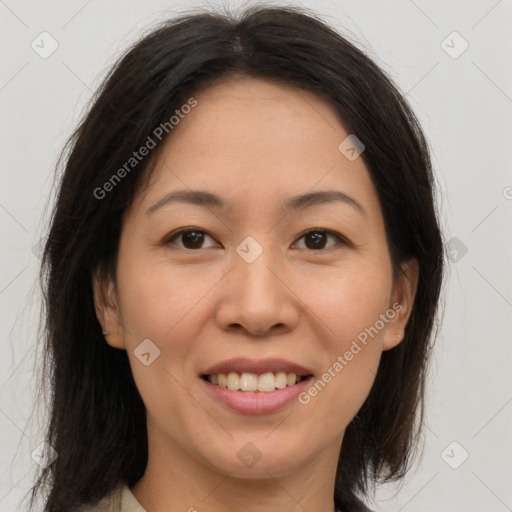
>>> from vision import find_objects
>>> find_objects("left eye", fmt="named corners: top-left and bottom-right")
top-left (165, 228), bottom-right (346, 251)
top-left (293, 229), bottom-right (346, 250)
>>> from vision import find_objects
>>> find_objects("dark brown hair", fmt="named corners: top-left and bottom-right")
top-left (28, 4), bottom-right (445, 511)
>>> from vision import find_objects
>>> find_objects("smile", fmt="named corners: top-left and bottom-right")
top-left (200, 373), bottom-right (314, 415)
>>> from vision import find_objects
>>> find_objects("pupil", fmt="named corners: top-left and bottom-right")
top-left (184, 231), bottom-right (203, 248)
top-left (306, 231), bottom-right (326, 249)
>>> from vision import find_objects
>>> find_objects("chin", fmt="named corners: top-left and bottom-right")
top-left (200, 436), bottom-right (309, 478)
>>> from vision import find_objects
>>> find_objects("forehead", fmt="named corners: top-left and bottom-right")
top-left (183, 76), bottom-right (345, 145)
top-left (132, 76), bottom-right (380, 220)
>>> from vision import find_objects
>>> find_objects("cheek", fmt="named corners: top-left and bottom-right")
top-left (300, 264), bottom-right (393, 348)
top-left (115, 250), bottom-right (215, 403)
top-left (116, 257), bottom-right (205, 425)
top-left (116, 250), bottom-right (212, 341)
top-left (295, 264), bottom-right (393, 428)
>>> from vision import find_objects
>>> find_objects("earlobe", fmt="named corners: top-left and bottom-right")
top-left (382, 258), bottom-right (419, 351)
top-left (91, 268), bottom-right (126, 349)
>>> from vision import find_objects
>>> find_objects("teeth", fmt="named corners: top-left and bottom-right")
top-left (227, 372), bottom-right (240, 390)
top-left (206, 371), bottom-right (307, 392)
top-left (257, 372), bottom-right (276, 392)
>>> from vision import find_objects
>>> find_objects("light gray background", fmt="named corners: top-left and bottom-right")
top-left (1, 1), bottom-right (511, 511)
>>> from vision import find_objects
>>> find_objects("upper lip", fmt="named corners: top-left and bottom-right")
top-left (201, 357), bottom-right (314, 377)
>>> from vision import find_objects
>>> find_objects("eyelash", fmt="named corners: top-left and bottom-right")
top-left (164, 227), bottom-right (350, 252)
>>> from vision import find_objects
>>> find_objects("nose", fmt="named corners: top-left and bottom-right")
top-left (214, 239), bottom-right (300, 337)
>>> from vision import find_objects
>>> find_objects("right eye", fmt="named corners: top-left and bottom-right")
top-left (164, 228), bottom-right (219, 250)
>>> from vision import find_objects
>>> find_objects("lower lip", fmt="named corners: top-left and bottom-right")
top-left (200, 376), bottom-right (314, 415)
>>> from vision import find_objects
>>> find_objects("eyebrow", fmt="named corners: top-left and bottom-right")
top-left (146, 189), bottom-right (366, 218)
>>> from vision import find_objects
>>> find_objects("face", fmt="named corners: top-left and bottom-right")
top-left (94, 76), bottom-right (418, 480)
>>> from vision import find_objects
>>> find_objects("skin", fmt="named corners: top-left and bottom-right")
top-left (93, 75), bottom-right (418, 512)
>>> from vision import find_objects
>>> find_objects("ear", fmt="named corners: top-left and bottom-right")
top-left (382, 258), bottom-right (419, 351)
top-left (92, 267), bottom-right (126, 349)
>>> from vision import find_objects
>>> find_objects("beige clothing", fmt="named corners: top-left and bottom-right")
top-left (75, 485), bottom-right (359, 511)
top-left (75, 484), bottom-right (146, 511)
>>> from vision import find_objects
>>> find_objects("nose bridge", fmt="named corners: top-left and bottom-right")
top-left (233, 234), bottom-right (281, 299)
top-left (214, 232), bottom-right (299, 335)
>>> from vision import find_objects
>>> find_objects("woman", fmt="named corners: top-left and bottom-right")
top-left (29, 4), bottom-right (445, 511)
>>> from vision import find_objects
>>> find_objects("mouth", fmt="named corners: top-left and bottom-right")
top-left (200, 372), bottom-right (314, 415)
top-left (200, 357), bottom-right (314, 392)
top-left (198, 357), bottom-right (315, 415)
